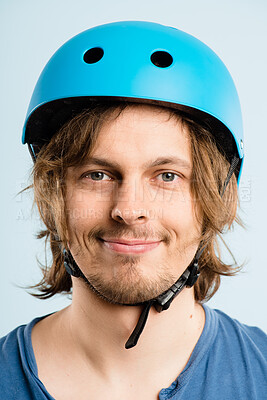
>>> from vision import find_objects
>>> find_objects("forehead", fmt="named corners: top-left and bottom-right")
top-left (90, 105), bottom-right (191, 165)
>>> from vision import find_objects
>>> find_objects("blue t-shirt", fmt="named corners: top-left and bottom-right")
top-left (0, 305), bottom-right (266, 399)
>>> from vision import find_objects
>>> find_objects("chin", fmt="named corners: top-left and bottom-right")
top-left (86, 269), bottom-right (176, 305)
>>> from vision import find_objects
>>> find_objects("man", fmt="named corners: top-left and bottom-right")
top-left (1, 21), bottom-right (266, 399)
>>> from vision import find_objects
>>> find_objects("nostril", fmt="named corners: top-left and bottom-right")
top-left (150, 51), bottom-right (173, 68)
top-left (83, 47), bottom-right (104, 64)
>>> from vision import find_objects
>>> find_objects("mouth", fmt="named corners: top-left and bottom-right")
top-left (98, 238), bottom-right (162, 254)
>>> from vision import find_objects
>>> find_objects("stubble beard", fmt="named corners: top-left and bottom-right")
top-left (81, 252), bottom-right (177, 305)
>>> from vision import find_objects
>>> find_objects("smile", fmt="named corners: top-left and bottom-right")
top-left (100, 239), bottom-right (162, 254)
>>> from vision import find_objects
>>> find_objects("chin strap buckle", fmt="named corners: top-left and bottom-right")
top-left (153, 259), bottom-right (199, 313)
top-left (186, 260), bottom-right (200, 288)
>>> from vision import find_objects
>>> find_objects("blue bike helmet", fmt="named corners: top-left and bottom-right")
top-left (22, 21), bottom-right (243, 181)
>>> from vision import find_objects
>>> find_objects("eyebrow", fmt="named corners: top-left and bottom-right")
top-left (81, 156), bottom-right (191, 170)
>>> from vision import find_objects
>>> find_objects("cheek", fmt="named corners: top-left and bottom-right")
top-left (66, 190), bottom-right (107, 235)
top-left (160, 193), bottom-right (200, 236)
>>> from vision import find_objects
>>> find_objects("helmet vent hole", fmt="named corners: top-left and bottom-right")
top-left (83, 47), bottom-right (104, 64)
top-left (150, 51), bottom-right (173, 68)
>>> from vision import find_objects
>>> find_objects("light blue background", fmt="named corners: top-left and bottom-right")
top-left (1, 0), bottom-right (266, 337)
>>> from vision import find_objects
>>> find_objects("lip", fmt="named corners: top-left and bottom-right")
top-left (102, 238), bottom-right (160, 245)
top-left (100, 238), bottom-right (162, 254)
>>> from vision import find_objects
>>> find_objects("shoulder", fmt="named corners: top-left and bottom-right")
top-left (204, 306), bottom-right (267, 394)
top-left (0, 317), bottom-right (50, 399)
top-left (210, 307), bottom-right (267, 355)
top-left (182, 306), bottom-right (267, 399)
top-left (0, 323), bottom-right (27, 369)
top-left (0, 324), bottom-right (28, 397)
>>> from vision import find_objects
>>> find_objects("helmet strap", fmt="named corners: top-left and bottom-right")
top-left (220, 155), bottom-right (239, 196)
top-left (63, 248), bottom-right (201, 349)
top-left (28, 143), bottom-right (41, 163)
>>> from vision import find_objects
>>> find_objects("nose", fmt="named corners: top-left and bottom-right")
top-left (110, 179), bottom-right (150, 225)
top-left (111, 207), bottom-right (147, 225)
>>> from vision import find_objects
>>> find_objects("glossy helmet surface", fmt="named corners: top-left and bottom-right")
top-left (22, 21), bottom-right (244, 181)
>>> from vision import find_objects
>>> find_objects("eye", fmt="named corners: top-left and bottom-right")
top-left (83, 171), bottom-right (112, 181)
top-left (159, 172), bottom-right (179, 182)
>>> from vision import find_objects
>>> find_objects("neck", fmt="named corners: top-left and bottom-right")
top-left (58, 279), bottom-right (205, 374)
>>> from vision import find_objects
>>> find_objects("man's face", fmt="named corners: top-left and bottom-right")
top-left (65, 105), bottom-right (202, 304)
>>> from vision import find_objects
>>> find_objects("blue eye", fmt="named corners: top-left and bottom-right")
top-left (85, 172), bottom-right (111, 181)
top-left (161, 172), bottom-right (178, 182)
